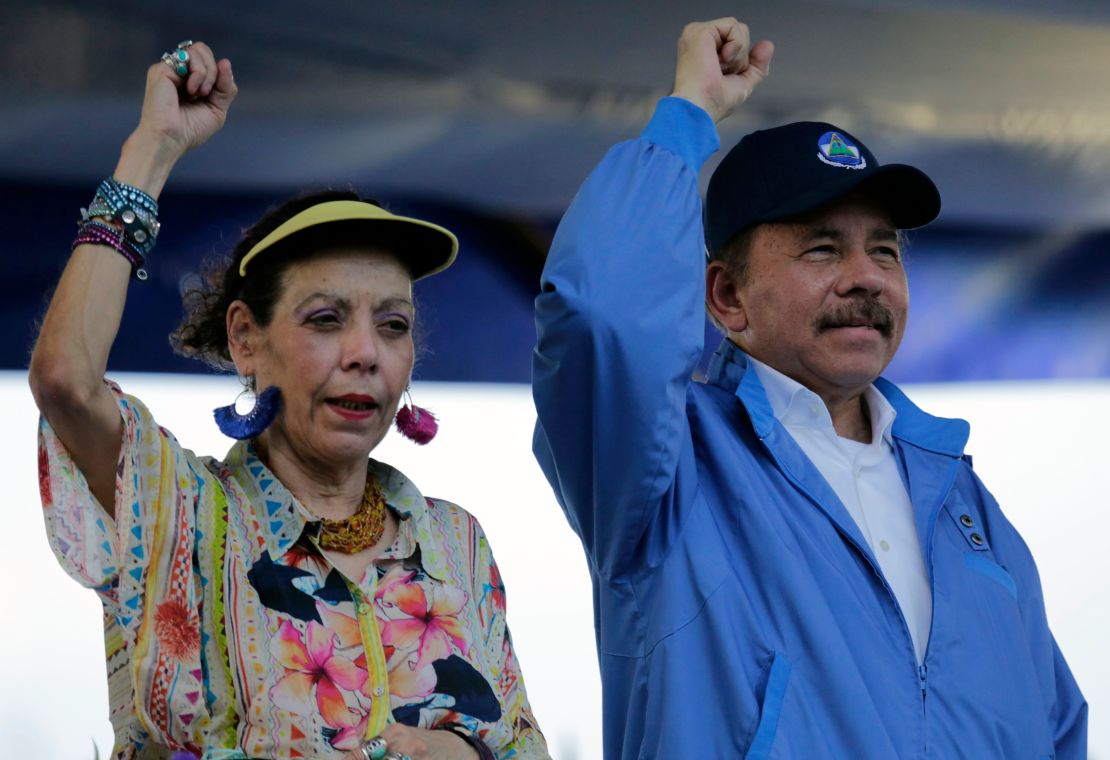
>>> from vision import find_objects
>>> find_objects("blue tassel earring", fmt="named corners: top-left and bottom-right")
top-left (214, 383), bottom-right (282, 440)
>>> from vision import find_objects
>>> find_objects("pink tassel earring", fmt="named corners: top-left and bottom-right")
top-left (395, 390), bottom-right (438, 444)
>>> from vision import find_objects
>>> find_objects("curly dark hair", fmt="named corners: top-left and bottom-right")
top-left (171, 188), bottom-right (397, 370)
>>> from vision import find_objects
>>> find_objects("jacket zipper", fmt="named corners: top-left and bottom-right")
top-left (763, 439), bottom-right (949, 758)
top-left (919, 663), bottom-right (929, 756)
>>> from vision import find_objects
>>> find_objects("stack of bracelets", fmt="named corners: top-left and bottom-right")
top-left (74, 177), bottom-right (161, 281)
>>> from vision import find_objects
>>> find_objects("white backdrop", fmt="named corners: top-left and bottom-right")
top-left (1, 372), bottom-right (1106, 759)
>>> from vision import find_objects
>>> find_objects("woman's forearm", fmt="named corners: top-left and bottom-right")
top-left (29, 48), bottom-right (234, 515)
top-left (31, 132), bottom-right (179, 401)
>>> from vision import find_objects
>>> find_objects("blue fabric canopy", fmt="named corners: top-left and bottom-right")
top-left (6, 182), bottom-right (1108, 383)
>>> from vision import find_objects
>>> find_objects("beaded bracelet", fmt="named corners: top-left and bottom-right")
top-left (85, 196), bottom-right (158, 233)
top-left (97, 177), bottom-right (158, 216)
top-left (82, 177), bottom-right (161, 257)
top-left (73, 220), bottom-right (149, 281)
top-left (73, 220), bottom-right (147, 275)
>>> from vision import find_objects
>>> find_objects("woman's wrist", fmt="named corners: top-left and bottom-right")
top-left (436, 725), bottom-right (490, 760)
top-left (113, 129), bottom-right (182, 200)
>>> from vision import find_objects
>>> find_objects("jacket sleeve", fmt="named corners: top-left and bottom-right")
top-left (973, 475), bottom-right (1088, 757)
top-left (531, 97), bottom-right (719, 580)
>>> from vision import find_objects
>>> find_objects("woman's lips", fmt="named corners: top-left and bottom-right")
top-left (325, 394), bottom-right (378, 420)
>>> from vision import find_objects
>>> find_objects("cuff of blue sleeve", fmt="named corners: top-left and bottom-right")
top-left (640, 96), bottom-right (721, 173)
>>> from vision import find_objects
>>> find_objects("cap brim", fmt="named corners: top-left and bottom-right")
top-left (239, 200), bottom-right (459, 279)
top-left (759, 164), bottom-right (941, 231)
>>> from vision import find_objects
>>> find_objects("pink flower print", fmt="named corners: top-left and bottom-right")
top-left (269, 620), bottom-right (368, 726)
top-left (329, 707), bottom-right (370, 751)
top-left (283, 540), bottom-right (328, 574)
top-left (317, 600), bottom-right (380, 697)
top-left (375, 564), bottom-right (417, 601)
top-left (316, 600), bottom-right (363, 650)
top-left (386, 649), bottom-right (438, 699)
top-left (379, 580), bottom-right (470, 668)
top-left (154, 599), bottom-right (200, 661)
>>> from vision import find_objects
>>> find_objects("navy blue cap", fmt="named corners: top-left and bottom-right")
top-left (705, 121), bottom-right (941, 257)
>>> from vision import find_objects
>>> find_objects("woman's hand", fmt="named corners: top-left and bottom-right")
top-left (115, 41), bottom-right (237, 195)
top-left (136, 41), bottom-right (237, 157)
top-left (343, 725), bottom-right (479, 760)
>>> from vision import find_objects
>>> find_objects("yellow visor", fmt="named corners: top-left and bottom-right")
top-left (238, 200), bottom-right (459, 279)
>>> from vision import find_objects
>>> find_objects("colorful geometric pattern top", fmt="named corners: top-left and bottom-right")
top-left (38, 382), bottom-right (549, 759)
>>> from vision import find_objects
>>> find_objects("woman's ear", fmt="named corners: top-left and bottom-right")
top-left (226, 300), bottom-right (260, 376)
top-left (705, 260), bottom-right (749, 334)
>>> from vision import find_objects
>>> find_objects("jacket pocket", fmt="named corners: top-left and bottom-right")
top-left (745, 651), bottom-right (792, 760)
top-left (964, 552), bottom-right (1017, 600)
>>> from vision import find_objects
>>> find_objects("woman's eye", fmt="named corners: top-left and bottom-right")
top-left (307, 311), bottom-right (340, 326)
top-left (381, 318), bottom-right (411, 335)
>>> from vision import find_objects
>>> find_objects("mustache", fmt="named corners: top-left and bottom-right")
top-left (816, 299), bottom-right (895, 337)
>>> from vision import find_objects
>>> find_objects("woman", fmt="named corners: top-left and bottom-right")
top-left (30, 42), bottom-right (548, 760)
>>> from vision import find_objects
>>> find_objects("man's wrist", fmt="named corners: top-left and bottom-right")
top-left (641, 96), bottom-right (721, 173)
top-left (669, 89), bottom-right (718, 122)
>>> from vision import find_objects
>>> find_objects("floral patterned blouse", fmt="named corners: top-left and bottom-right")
top-left (38, 383), bottom-right (548, 760)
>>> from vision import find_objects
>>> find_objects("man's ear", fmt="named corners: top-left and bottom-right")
top-left (706, 260), bottom-right (749, 333)
top-left (226, 300), bottom-right (260, 376)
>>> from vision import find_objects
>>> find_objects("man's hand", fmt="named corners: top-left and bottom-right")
top-left (670, 18), bottom-right (774, 124)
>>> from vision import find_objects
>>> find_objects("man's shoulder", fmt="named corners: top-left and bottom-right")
top-left (686, 376), bottom-right (765, 457)
top-left (875, 377), bottom-right (972, 456)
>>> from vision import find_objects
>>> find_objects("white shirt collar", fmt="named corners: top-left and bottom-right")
top-left (746, 354), bottom-right (897, 450)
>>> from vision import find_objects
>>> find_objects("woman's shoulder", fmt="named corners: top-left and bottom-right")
top-left (370, 457), bottom-right (479, 514)
top-left (368, 458), bottom-right (487, 537)
top-left (105, 380), bottom-right (226, 470)
top-left (422, 495), bottom-right (486, 534)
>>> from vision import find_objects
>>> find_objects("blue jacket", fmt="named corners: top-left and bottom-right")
top-left (532, 98), bottom-right (1087, 759)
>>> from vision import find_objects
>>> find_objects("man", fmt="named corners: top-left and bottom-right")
top-left (532, 18), bottom-right (1086, 759)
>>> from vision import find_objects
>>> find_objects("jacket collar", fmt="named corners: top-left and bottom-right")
top-left (705, 339), bottom-right (970, 456)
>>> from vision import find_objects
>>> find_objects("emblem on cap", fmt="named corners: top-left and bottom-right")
top-left (816, 131), bottom-right (867, 170)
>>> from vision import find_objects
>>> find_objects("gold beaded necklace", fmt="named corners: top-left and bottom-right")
top-left (315, 475), bottom-right (387, 554)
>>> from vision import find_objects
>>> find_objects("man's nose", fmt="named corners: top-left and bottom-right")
top-left (836, 248), bottom-right (886, 296)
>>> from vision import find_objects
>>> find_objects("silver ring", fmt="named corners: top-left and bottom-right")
top-left (360, 736), bottom-right (388, 760)
top-left (161, 46), bottom-right (189, 77)
top-left (176, 39), bottom-right (194, 48)
top-left (173, 46), bottom-right (189, 76)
